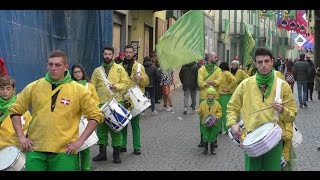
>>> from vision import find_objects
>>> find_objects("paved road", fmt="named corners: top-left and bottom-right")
top-left (90, 85), bottom-right (320, 171)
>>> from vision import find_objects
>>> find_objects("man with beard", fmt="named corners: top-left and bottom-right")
top-left (120, 45), bottom-right (149, 155)
top-left (230, 60), bottom-right (249, 86)
top-left (197, 52), bottom-right (222, 147)
top-left (91, 46), bottom-right (130, 164)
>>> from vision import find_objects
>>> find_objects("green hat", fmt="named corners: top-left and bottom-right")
top-left (207, 86), bottom-right (216, 96)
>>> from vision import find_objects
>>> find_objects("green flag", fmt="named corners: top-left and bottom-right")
top-left (222, 19), bottom-right (231, 45)
top-left (243, 23), bottom-right (256, 66)
top-left (156, 10), bottom-right (204, 72)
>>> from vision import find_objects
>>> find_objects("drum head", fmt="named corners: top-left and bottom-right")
top-left (0, 146), bottom-right (20, 170)
top-left (243, 123), bottom-right (274, 146)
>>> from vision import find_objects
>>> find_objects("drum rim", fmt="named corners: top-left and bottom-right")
top-left (0, 146), bottom-right (21, 170)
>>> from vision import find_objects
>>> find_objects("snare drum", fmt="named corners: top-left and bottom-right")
top-left (242, 123), bottom-right (282, 157)
top-left (0, 146), bottom-right (25, 171)
top-left (204, 115), bottom-right (218, 128)
top-left (292, 123), bottom-right (302, 148)
top-left (124, 86), bottom-right (151, 117)
top-left (100, 98), bottom-right (132, 132)
top-left (78, 116), bottom-right (99, 152)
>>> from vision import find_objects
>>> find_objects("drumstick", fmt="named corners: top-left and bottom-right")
top-left (249, 100), bottom-right (294, 115)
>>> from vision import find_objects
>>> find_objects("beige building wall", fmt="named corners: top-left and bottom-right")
top-left (130, 10), bottom-right (154, 63)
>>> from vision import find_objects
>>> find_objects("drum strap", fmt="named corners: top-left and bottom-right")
top-left (99, 67), bottom-right (114, 96)
top-left (137, 63), bottom-right (141, 75)
top-left (38, 84), bottom-right (63, 108)
top-left (274, 77), bottom-right (282, 123)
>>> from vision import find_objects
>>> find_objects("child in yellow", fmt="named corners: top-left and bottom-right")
top-left (0, 76), bottom-right (32, 150)
top-left (196, 86), bottom-right (222, 155)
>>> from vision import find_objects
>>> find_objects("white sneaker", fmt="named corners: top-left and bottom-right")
top-left (159, 106), bottom-right (167, 111)
top-left (151, 111), bottom-right (158, 115)
top-left (166, 107), bottom-right (172, 112)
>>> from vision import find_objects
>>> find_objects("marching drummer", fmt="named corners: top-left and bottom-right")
top-left (196, 86), bottom-right (222, 155)
top-left (0, 76), bottom-right (32, 151)
top-left (120, 45), bottom-right (149, 155)
top-left (226, 47), bottom-right (297, 171)
top-left (9, 50), bottom-right (103, 171)
top-left (71, 63), bottom-right (99, 171)
top-left (91, 46), bottom-right (130, 164)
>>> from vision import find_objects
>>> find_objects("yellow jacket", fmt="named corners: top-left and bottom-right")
top-left (233, 69), bottom-right (249, 85)
top-left (124, 61), bottom-right (149, 93)
top-left (198, 66), bottom-right (222, 101)
top-left (197, 100), bottom-right (222, 125)
top-left (226, 75), bottom-right (297, 138)
top-left (282, 123), bottom-right (293, 161)
top-left (219, 71), bottom-right (237, 95)
top-left (0, 111), bottom-right (32, 149)
top-left (9, 78), bottom-right (103, 154)
top-left (91, 64), bottom-right (130, 105)
top-left (86, 82), bottom-right (99, 106)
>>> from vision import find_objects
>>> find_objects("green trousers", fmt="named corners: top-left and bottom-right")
top-left (96, 122), bottom-right (122, 147)
top-left (25, 151), bottom-right (76, 171)
top-left (74, 148), bottom-right (90, 171)
top-left (218, 94), bottom-right (231, 133)
top-left (121, 115), bottom-right (140, 150)
top-left (202, 124), bottom-right (218, 143)
top-left (244, 140), bottom-right (283, 171)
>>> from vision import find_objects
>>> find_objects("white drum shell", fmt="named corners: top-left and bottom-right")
top-left (242, 123), bottom-right (282, 157)
top-left (292, 123), bottom-right (302, 148)
top-left (124, 86), bottom-right (151, 117)
top-left (100, 98), bottom-right (132, 132)
top-left (0, 146), bottom-right (26, 171)
top-left (78, 117), bottom-right (99, 152)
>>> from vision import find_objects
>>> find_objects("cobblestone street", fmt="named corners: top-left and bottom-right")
top-left (90, 85), bottom-right (320, 171)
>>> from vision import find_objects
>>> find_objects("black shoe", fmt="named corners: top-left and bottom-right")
top-left (155, 101), bottom-right (160, 104)
top-left (299, 104), bottom-right (303, 108)
top-left (120, 148), bottom-right (127, 152)
top-left (183, 111), bottom-right (187, 115)
top-left (112, 147), bottom-right (121, 164)
top-left (310, 97), bottom-right (313, 101)
top-left (198, 141), bottom-right (204, 147)
top-left (304, 103), bottom-right (308, 107)
top-left (212, 149), bottom-right (216, 155)
top-left (92, 145), bottom-right (107, 161)
top-left (203, 142), bottom-right (208, 155)
top-left (133, 149), bottom-right (141, 155)
top-left (92, 153), bottom-right (107, 161)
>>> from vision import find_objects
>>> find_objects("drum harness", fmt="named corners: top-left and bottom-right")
top-left (98, 67), bottom-right (131, 128)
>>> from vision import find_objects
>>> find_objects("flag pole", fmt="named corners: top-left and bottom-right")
top-left (203, 10), bottom-right (205, 60)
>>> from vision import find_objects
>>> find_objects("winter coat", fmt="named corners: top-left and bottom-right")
top-left (179, 62), bottom-right (199, 91)
top-left (143, 61), bottom-right (161, 87)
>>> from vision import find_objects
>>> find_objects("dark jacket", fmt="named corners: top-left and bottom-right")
top-left (179, 62), bottom-right (199, 91)
top-left (293, 59), bottom-right (311, 81)
top-left (143, 60), bottom-right (161, 87)
top-left (306, 59), bottom-right (316, 82)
